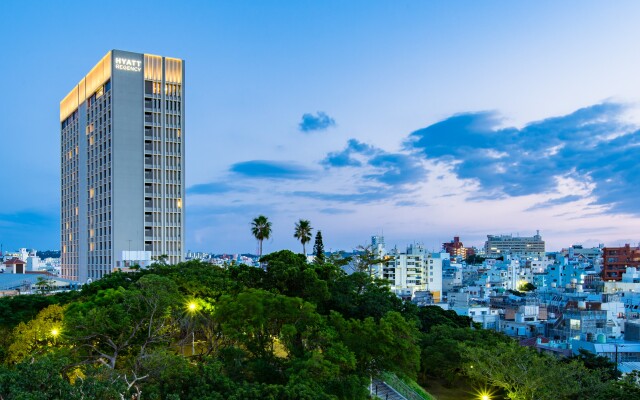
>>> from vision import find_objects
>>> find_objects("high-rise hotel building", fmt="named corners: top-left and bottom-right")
top-left (60, 50), bottom-right (185, 282)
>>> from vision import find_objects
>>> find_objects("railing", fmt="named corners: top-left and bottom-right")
top-left (380, 372), bottom-right (429, 400)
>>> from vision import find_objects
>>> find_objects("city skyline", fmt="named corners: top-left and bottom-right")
top-left (1, 1), bottom-right (640, 253)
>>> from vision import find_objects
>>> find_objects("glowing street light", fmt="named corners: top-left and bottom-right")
top-left (185, 301), bottom-right (198, 355)
top-left (51, 328), bottom-right (60, 345)
top-left (478, 391), bottom-right (491, 400)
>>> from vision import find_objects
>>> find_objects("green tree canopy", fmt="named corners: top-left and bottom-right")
top-left (313, 231), bottom-right (325, 264)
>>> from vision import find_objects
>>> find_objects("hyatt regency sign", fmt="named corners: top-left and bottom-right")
top-left (115, 58), bottom-right (142, 72)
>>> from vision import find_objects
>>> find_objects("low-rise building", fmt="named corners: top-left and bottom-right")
top-left (2, 258), bottom-right (26, 274)
top-left (602, 244), bottom-right (640, 282)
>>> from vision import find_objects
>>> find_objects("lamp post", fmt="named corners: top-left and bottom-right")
top-left (186, 301), bottom-right (197, 355)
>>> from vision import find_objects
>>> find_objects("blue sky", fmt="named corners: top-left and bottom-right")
top-left (1, 1), bottom-right (640, 254)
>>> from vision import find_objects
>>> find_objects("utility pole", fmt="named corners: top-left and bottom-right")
top-left (615, 343), bottom-right (619, 376)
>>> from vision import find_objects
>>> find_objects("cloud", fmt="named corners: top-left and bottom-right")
top-left (187, 182), bottom-right (248, 195)
top-left (292, 189), bottom-right (393, 203)
top-left (406, 102), bottom-right (640, 215)
top-left (319, 208), bottom-right (356, 215)
top-left (525, 195), bottom-right (583, 211)
top-left (299, 111), bottom-right (336, 132)
top-left (322, 139), bottom-right (426, 186)
top-left (365, 153), bottom-right (426, 186)
top-left (230, 160), bottom-right (314, 180)
top-left (395, 200), bottom-right (420, 207)
top-left (322, 139), bottom-right (377, 167)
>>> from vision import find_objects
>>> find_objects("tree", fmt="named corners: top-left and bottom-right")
top-left (313, 231), bottom-right (325, 264)
top-left (293, 219), bottom-right (313, 256)
top-left (519, 282), bottom-right (536, 292)
top-left (567, 348), bottom-right (620, 381)
top-left (152, 254), bottom-right (169, 265)
top-left (7, 304), bottom-right (65, 364)
top-left (464, 254), bottom-right (485, 265)
top-left (329, 311), bottom-right (421, 379)
top-left (354, 245), bottom-right (388, 277)
top-left (462, 340), bottom-right (607, 400)
top-left (251, 215), bottom-right (272, 259)
top-left (64, 275), bottom-right (182, 371)
top-left (415, 306), bottom-right (473, 333)
top-left (35, 276), bottom-right (54, 294)
top-left (215, 289), bottom-right (321, 360)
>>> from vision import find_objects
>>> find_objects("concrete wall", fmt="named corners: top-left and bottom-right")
top-left (111, 50), bottom-right (145, 266)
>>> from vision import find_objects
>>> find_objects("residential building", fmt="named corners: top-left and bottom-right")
top-left (60, 50), bottom-right (185, 282)
top-left (571, 339), bottom-right (640, 365)
top-left (442, 236), bottom-right (474, 259)
top-left (384, 244), bottom-right (444, 301)
top-left (560, 244), bottom-right (603, 266)
top-left (602, 244), bottom-right (640, 282)
top-left (2, 258), bottom-right (26, 274)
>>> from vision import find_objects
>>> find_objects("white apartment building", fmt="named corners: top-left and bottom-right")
top-left (384, 244), bottom-right (444, 301)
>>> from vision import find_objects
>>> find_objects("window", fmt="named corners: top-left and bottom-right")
top-left (570, 319), bottom-right (581, 330)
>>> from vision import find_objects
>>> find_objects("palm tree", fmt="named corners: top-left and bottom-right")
top-left (293, 219), bottom-right (313, 255)
top-left (251, 215), bottom-right (272, 259)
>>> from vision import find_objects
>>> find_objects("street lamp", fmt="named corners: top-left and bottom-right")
top-left (474, 388), bottom-right (492, 400)
top-left (51, 328), bottom-right (60, 345)
top-left (186, 301), bottom-right (198, 355)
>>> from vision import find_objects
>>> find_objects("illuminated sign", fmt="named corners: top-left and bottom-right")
top-left (115, 57), bottom-right (142, 72)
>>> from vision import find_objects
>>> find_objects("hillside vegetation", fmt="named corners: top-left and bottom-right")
top-left (0, 250), bottom-right (637, 399)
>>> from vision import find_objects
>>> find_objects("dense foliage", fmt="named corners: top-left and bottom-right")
top-left (0, 250), bottom-right (638, 399)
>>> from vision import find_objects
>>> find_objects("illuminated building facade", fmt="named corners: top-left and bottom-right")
top-left (484, 231), bottom-right (545, 259)
top-left (442, 236), bottom-right (475, 259)
top-left (60, 50), bottom-right (185, 282)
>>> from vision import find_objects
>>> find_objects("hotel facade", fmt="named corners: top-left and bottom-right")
top-left (60, 50), bottom-right (185, 282)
